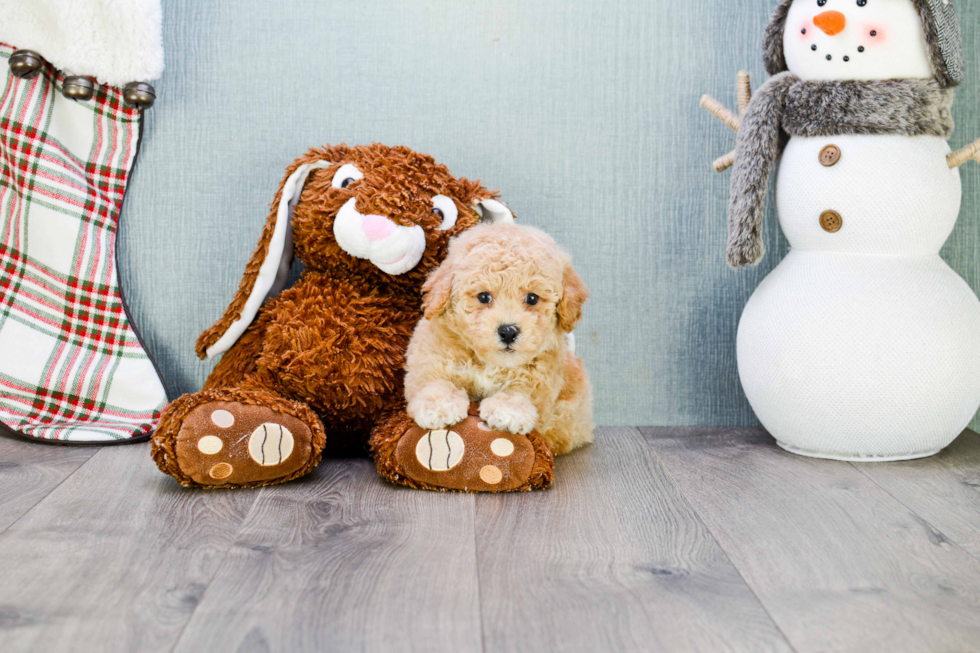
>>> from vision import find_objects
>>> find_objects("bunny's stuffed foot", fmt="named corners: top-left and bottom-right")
top-left (370, 404), bottom-right (554, 493)
top-left (151, 388), bottom-right (326, 489)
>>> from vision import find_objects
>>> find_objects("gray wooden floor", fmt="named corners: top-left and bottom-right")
top-left (2, 427), bottom-right (980, 653)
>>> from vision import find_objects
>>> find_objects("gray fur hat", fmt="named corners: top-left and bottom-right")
top-left (763, 0), bottom-right (965, 87)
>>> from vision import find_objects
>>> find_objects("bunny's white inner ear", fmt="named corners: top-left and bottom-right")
top-left (473, 198), bottom-right (514, 224)
top-left (206, 160), bottom-right (333, 359)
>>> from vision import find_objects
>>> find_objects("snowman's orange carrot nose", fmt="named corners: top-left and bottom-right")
top-left (814, 11), bottom-right (846, 36)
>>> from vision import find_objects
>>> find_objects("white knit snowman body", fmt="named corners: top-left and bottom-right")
top-left (736, 0), bottom-right (980, 460)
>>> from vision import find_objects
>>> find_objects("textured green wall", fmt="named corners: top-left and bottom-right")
top-left (121, 0), bottom-right (980, 428)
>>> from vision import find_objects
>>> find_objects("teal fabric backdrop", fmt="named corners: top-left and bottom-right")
top-left (121, 0), bottom-right (980, 428)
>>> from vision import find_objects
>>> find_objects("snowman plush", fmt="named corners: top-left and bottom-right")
top-left (704, 0), bottom-right (980, 460)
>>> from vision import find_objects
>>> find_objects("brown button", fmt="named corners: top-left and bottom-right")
top-left (820, 210), bottom-right (843, 233)
top-left (820, 145), bottom-right (841, 167)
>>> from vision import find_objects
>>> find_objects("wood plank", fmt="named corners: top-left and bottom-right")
top-left (853, 430), bottom-right (980, 562)
top-left (645, 427), bottom-right (980, 653)
top-left (475, 427), bottom-right (793, 653)
top-left (172, 458), bottom-right (482, 653)
top-left (0, 443), bottom-right (257, 653)
top-left (0, 434), bottom-right (97, 534)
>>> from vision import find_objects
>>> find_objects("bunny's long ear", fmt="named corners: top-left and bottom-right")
top-left (472, 198), bottom-right (515, 224)
top-left (195, 160), bottom-right (333, 360)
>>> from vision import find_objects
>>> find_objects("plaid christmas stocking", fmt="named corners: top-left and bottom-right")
top-left (0, 44), bottom-right (167, 443)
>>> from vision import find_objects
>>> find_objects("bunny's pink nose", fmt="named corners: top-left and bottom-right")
top-left (361, 214), bottom-right (397, 242)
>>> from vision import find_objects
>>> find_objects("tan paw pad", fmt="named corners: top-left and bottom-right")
top-left (211, 409), bottom-right (235, 428)
top-left (197, 435), bottom-right (224, 455)
top-left (490, 438), bottom-right (514, 457)
top-left (415, 430), bottom-right (465, 471)
top-left (248, 423), bottom-right (294, 466)
top-left (479, 465), bottom-right (503, 485)
top-left (210, 463), bottom-right (233, 480)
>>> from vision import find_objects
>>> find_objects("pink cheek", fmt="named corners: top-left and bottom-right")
top-left (798, 21), bottom-right (813, 41)
top-left (861, 24), bottom-right (886, 45)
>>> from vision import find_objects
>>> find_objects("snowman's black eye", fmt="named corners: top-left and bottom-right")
top-left (818, 0), bottom-right (827, 5)
top-left (857, 0), bottom-right (867, 5)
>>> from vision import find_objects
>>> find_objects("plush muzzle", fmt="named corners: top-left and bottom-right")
top-left (333, 198), bottom-right (427, 275)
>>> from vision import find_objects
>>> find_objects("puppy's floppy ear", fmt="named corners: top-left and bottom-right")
top-left (421, 257), bottom-right (455, 320)
top-left (422, 232), bottom-right (480, 320)
top-left (557, 255), bottom-right (589, 333)
top-left (195, 158), bottom-right (333, 360)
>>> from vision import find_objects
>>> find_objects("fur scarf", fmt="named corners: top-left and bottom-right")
top-left (727, 73), bottom-right (955, 268)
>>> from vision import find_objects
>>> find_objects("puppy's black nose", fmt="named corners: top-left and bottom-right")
top-left (498, 324), bottom-right (520, 345)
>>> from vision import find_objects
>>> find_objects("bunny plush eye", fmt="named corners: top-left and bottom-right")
top-left (331, 163), bottom-right (363, 190)
top-left (431, 195), bottom-right (458, 230)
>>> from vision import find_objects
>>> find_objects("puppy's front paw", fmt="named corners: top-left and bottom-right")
top-left (479, 393), bottom-right (538, 435)
top-left (408, 381), bottom-right (470, 430)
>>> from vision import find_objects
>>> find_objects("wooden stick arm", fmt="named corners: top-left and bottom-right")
top-left (714, 150), bottom-right (735, 173)
top-left (737, 71), bottom-right (751, 116)
top-left (948, 138), bottom-right (980, 168)
top-left (702, 72), bottom-right (751, 172)
top-left (700, 95), bottom-right (741, 132)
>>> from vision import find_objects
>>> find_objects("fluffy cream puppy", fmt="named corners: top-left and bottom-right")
top-left (405, 223), bottom-right (593, 455)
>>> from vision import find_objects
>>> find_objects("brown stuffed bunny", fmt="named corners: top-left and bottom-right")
top-left (151, 144), bottom-right (513, 488)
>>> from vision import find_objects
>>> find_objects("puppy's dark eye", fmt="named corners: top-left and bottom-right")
top-left (478, 292), bottom-right (492, 304)
top-left (525, 293), bottom-right (539, 306)
top-left (432, 207), bottom-right (445, 219)
top-left (341, 178), bottom-right (355, 189)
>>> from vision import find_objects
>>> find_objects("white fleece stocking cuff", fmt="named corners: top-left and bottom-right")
top-left (0, 0), bottom-right (164, 86)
